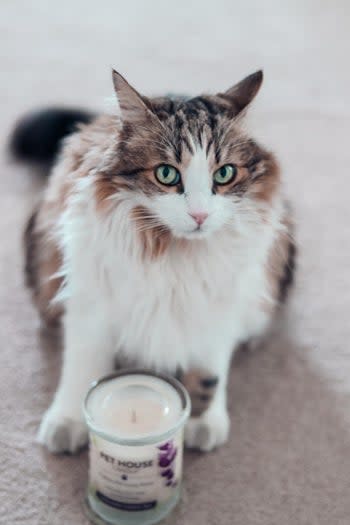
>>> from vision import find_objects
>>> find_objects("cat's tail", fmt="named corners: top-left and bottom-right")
top-left (9, 107), bottom-right (94, 172)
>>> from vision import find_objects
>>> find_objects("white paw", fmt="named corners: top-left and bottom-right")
top-left (185, 408), bottom-right (230, 452)
top-left (37, 404), bottom-right (88, 454)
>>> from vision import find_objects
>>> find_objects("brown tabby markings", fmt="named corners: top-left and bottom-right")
top-left (131, 206), bottom-right (172, 259)
top-left (94, 173), bottom-right (131, 212)
top-left (246, 155), bottom-right (280, 203)
top-left (24, 209), bottom-right (63, 325)
top-left (264, 207), bottom-right (296, 311)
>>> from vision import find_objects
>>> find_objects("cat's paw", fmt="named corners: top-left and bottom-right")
top-left (185, 407), bottom-right (230, 452)
top-left (37, 405), bottom-right (88, 454)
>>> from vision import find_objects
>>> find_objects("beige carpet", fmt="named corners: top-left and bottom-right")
top-left (1, 1), bottom-right (350, 524)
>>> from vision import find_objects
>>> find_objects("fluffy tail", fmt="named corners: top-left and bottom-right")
top-left (9, 107), bottom-right (94, 170)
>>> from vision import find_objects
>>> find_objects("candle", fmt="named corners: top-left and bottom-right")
top-left (83, 370), bottom-right (191, 525)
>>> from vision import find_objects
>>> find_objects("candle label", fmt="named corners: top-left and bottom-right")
top-left (88, 433), bottom-right (183, 511)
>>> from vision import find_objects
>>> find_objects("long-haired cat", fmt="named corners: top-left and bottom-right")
top-left (12, 69), bottom-right (295, 453)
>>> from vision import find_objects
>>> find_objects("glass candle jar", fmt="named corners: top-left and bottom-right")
top-left (83, 370), bottom-right (191, 525)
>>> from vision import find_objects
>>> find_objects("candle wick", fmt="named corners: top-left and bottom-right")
top-left (131, 409), bottom-right (137, 423)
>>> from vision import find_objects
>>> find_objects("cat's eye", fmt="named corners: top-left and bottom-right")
top-left (155, 164), bottom-right (181, 186)
top-left (213, 164), bottom-right (237, 185)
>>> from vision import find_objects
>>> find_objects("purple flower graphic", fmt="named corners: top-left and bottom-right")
top-left (161, 468), bottom-right (174, 479)
top-left (158, 440), bottom-right (178, 488)
top-left (159, 448), bottom-right (177, 467)
top-left (158, 442), bottom-right (172, 451)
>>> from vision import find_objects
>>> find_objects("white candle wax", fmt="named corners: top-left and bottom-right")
top-left (84, 371), bottom-right (190, 525)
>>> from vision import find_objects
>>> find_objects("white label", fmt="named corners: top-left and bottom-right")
top-left (88, 432), bottom-right (183, 511)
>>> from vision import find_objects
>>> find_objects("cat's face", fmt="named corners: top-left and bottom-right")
top-left (107, 71), bottom-right (279, 246)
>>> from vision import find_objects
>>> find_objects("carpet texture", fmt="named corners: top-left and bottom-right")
top-left (1, 1), bottom-right (350, 524)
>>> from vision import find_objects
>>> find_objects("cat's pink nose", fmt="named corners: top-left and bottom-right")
top-left (189, 212), bottom-right (209, 226)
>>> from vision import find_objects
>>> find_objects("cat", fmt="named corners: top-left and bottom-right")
top-left (13, 69), bottom-right (295, 454)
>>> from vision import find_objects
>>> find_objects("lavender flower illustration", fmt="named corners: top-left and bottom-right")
top-left (157, 440), bottom-right (178, 488)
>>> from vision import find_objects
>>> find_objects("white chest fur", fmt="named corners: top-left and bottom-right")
top-left (59, 183), bottom-right (281, 373)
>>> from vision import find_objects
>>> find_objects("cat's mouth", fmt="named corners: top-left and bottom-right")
top-left (182, 226), bottom-right (209, 240)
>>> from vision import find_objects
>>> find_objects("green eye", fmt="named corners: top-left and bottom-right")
top-left (155, 165), bottom-right (181, 186)
top-left (213, 164), bottom-right (237, 185)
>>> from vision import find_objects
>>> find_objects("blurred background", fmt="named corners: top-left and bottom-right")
top-left (1, 1), bottom-right (350, 524)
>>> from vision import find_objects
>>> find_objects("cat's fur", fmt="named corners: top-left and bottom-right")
top-left (19, 70), bottom-right (295, 453)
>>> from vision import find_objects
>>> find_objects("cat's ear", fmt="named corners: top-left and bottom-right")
top-left (112, 69), bottom-right (153, 121)
top-left (221, 70), bottom-right (263, 115)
